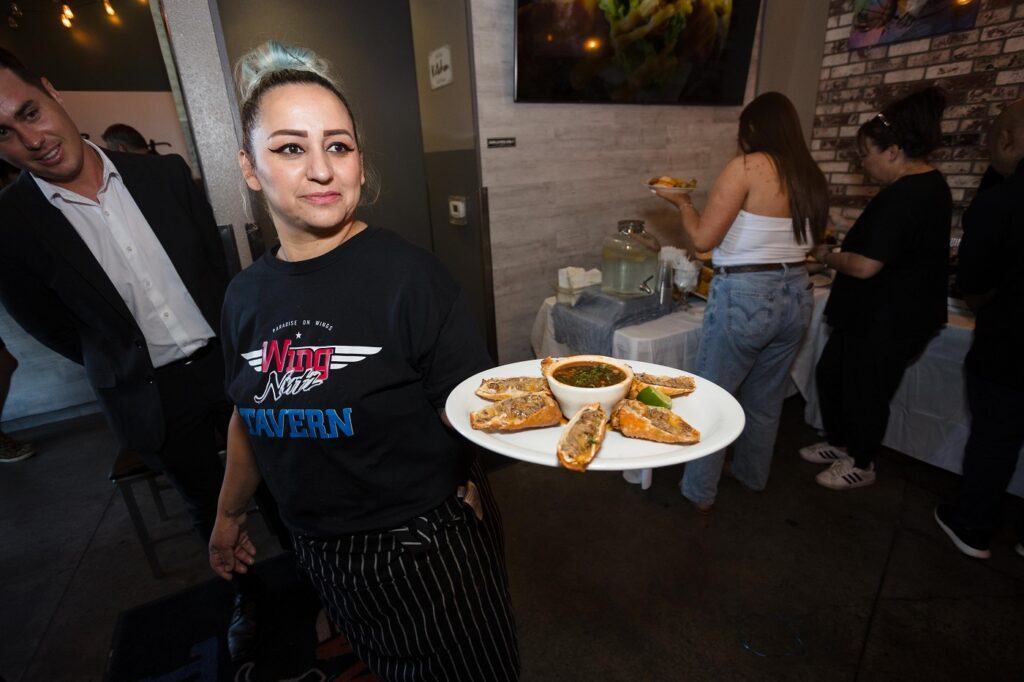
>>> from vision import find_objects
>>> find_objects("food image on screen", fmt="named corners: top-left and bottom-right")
top-left (516, 0), bottom-right (761, 105)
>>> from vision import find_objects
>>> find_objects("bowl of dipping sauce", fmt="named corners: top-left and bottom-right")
top-left (541, 355), bottom-right (634, 418)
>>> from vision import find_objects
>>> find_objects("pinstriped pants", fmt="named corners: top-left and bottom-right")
top-left (294, 466), bottom-right (519, 681)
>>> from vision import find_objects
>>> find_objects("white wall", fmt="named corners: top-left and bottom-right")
top-left (59, 90), bottom-right (194, 172)
top-left (469, 1), bottom-right (761, 362)
top-left (756, 0), bottom-right (829, 143)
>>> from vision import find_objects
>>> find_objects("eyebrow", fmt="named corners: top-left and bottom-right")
top-left (15, 99), bottom-right (37, 119)
top-left (267, 128), bottom-right (353, 138)
top-left (268, 129), bottom-right (307, 138)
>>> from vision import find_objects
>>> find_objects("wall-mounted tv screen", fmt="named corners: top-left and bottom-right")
top-left (515, 0), bottom-right (761, 106)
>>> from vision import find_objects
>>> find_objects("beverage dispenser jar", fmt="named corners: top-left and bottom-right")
top-left (601, 220), bottom-right (661, 298)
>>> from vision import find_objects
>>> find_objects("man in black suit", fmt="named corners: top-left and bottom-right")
top-left (935, 99), bottom-right (1024, 560)
top-left (0, 48), bottom-right (263, 660)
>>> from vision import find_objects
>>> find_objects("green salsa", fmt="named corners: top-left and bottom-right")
top-left (552, 362), bottom-right (626, 388)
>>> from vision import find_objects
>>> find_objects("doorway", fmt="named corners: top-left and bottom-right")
top-left (212, 0), bottom-right (496, 356)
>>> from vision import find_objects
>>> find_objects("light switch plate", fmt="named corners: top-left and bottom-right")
top-left (448, 195), bottom-right (467, 225)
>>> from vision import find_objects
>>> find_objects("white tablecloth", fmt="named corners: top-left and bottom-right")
top-left (532, 297), bottom-right (708, 370)
top-left (531, 291), bottom-right (1024, 497)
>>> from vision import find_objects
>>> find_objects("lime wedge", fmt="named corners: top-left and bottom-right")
top-left (637, 386), bottom-right (672, 409)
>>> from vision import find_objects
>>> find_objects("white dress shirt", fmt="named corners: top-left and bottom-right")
top-left (32, 141), bottom-right (215, 367)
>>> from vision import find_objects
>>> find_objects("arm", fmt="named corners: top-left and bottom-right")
top-left (0, 256), bottom-right (83, 363)
top-left (828, 207), bottom-right (855, 232)
top-left (423, 292), bottom-right (492, 407)
top-left (654, 155), bottom-right (749, 252)
top-left (811, 244), bottom-right (885, 279)
top-left (209, 407), bottom-right (262, 580)
top-left (957, 182), bottom-right (1005, 309)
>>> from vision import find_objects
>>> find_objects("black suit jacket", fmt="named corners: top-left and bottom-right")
top-left (0, 150), bottom-right (229, 452)
top-left (958, 161), bottom-right (1024, 388)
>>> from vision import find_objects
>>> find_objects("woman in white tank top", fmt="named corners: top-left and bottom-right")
top-left (652, 92), bottom-right (828, 514)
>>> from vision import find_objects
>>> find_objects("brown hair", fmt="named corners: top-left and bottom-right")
top-left (0, 47), bottom-right (47, 94)
top-left (102, 123), bottom-right (149, 152)
top-left (737, 92), bottom-right (829, 244)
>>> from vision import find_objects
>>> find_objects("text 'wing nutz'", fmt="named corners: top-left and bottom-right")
top-left (241, 345), bottom-right (382, 372)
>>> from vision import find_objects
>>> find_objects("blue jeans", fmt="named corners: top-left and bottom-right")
top-left (682, 267), bottom-right (813, 505)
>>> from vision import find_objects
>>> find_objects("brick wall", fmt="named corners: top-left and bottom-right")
top-left (812, 0), bottom-right (1024, 230)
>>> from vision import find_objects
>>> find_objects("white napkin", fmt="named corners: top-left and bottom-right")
top-left (659, 247), bottom-right (700, 291)
top-left (558, 266), bottom-right (602, 289)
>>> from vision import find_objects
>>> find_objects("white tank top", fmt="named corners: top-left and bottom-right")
top-left (711, 210), bottom-right (810, 266)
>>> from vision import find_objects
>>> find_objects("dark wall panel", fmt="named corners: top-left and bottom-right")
top-left (216, 0), bottom-right (433, 252)
top-left (0, 0), bottom-right (169, 91)
top-left (423, 149), bottom-right (495, 359)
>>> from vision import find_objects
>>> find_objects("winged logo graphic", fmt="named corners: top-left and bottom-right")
top-left (241, 339), bottom-right (382, 381)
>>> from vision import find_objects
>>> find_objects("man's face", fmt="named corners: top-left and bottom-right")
top-left (0, 69), bottom-right (85, 182)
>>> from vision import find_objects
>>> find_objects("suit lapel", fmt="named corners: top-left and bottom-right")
top-left (110, 153), bottom-right (181, 267)
top-left (12, 172), bottom-right (136, 325)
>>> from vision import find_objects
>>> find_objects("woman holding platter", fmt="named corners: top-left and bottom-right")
top-left (653, 91), bottom-right (829, 513)
top-left (207, 41), bottom-right (519, 681)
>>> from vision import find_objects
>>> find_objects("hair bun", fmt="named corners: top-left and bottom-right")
top-left (235, 41), bottom-right (331, 103)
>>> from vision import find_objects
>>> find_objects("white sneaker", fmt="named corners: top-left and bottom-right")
top-left (816, 458), bottom-right (876, 490)
top-left (799, 441), bottom-right (850, 464)
top-left (1016, 543), bottom-right (1024, 558)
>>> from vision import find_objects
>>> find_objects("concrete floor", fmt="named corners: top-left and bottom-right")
top-left (2, 397), bottom-right (1023, 681)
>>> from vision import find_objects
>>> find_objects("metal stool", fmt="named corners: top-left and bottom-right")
top-left (108, 449), bottom-right (186, 578)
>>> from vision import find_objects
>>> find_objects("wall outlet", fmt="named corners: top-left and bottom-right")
top-left (448, 195), bottom-right (467, 225)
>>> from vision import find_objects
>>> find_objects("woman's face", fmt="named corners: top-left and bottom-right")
top-left (240, 83), bottom-right (364, 236)
top-left (858, 136), bottom-right (897, 184)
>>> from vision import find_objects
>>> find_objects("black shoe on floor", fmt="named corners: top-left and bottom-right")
top-left (934, 504), bottom-right (991, 560)
top-left (227, 592), bottom-right (259, 662)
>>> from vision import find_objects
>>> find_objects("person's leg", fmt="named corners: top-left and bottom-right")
top-left (947, 369), bottom-right (1024, 542)
top-left (295, 491), bottom-right (520, 682)
top-left (843, 333), bottom-right (931, 470)
top-left (153, 360), bottom-right (229, 543)
top-left (0, 344), bottom-right (35, 462)
top-left (152, 348), bottom-right (279, 661)
top-left (682, 274), bottom-right (774, 507)
top-left (816, 332), bottom-right (931, 490)
top-left (0, 344), bottom-right (16, 419)
top-left (731, 274), bottom-right (813, 490)
top-left (800, 329), bottom-right (853, 464)
top-left (154, 348), bottom-right (289, 551)
top-left (814, 330), bottom-right (848, 449)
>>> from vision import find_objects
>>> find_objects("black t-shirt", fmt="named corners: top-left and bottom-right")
top-left (825, 169), bottom-right (951, 337)
top-left (221, 226), bottom-right (493, 537)
top-left (958, 162), bottom-right (1024, 388)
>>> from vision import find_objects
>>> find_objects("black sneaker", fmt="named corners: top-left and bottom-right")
top-left (934, 504), bottom-right (991, 559)
top-left (0, 433), bottom-right (35, 464)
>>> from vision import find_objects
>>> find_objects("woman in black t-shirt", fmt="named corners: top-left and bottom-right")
top-left (208, 42), bottom-right (519, 681)
top-left (801, 87), bottom-right (951, 490)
